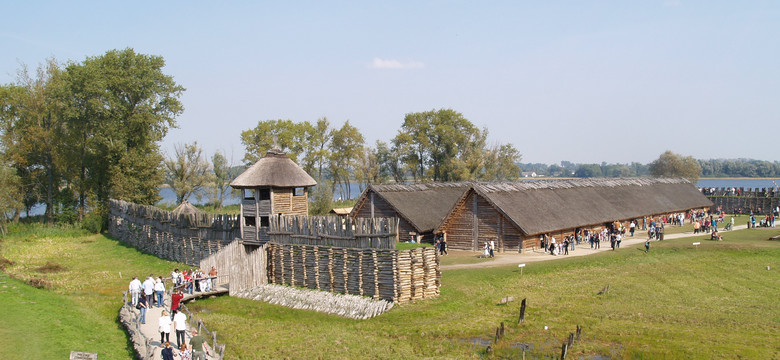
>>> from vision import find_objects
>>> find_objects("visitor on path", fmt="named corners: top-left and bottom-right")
top-left (616, 233), bottom-right (622, 248)
top-left (180, 343), bottom-right (192, 360)
top-left (441, 238), bottom-right (448, 255)
top-left (630, 221), bottom-right (636, 237)
top-left (190, 329), bottom-right (212, 360)
top-left (155, 277), bottom-right (165, 308)
top-left (171, 268), bottom-right (180, 286)
top-left (483, 242), bottom-right (490, 258)
top-left (209, 266), bottom-right (218, 289)
top-left (129, 276), bottom-right (142, 306)
top-left (137, 294), bottom-right (148, 324)
top-left (159, 310), bottom-right (172, 345)
top-left (184, 270), bottom-right (194, 294)
top-left (644, 240), bottom-right (650, 253)
top-left (173, 309), bottom-right (187, 348)
top-left (541, 235), bottom-right (547, 253)
top-left (171, 288), bottom-right (184, 313)
top-left (161, 342), bottom-right (176, 360)
top-left (563, 238), bottom-right (569, 255)
top-left (489, 240), bottom-right (495, 258)
top-left (143, 275), bottom-right (155, 307)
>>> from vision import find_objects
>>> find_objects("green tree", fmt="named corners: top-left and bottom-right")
top-left (240, 119), bottom-right (310, 164)
top-left (211, 151), bottom-right (231, 209)
top-left (0, 163), bottom-right (23, 235)
top-left (62, 48), bottom-right (184, 210)
top-left (301, 117), bottom-right (332, 181)
top-left (329, 121), bottom-right (364, 199)
top-left (649, 150), bottom-right (701, 182)
top-left (575, 164), bottom-right (604, 177)
top-left (164, 142), bottom-right (211, 204)
top-left (0, 59), bottom-right (67, 222)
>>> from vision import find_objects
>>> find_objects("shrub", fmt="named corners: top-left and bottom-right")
top-left (81, 213), bottom-right (105, 234)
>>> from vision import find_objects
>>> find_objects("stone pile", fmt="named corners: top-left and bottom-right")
top-left (232, 284), bottom-right (394, 320)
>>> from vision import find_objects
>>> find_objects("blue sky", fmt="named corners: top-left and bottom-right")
top-left (2, 1), bottom-right (778, 165)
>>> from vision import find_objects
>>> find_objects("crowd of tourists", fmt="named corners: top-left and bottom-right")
top-left (127, 267), bottom-right (218, 359)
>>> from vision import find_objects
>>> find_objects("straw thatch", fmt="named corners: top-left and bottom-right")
top-left (171, 200), bottom-right (205, 216)
top-left (329, 207), bottom-right (353, 216)
top-left (439, 178), bottom-right (713, 236)
top-left (351, 182), bottom-right (471, 234)
top-left (230, 148), bottom-right (317, 188)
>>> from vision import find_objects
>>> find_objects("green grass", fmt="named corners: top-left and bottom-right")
top-left (0, 223), bottom-right (188, 360)
top-left (1, 223), bottom-right (779, 359)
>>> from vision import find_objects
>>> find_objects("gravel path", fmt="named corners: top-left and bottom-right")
top-left (440, 225), bottom-right (748, 271)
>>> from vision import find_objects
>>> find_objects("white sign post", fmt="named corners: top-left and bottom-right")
top-left (518, 263), bottom-right (526, 275)
top-left (692, 242), bottom-right (701, 249)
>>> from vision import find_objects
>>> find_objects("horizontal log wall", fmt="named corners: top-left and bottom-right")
top-left (108, 199), bottom-right (240, 266)
top-left (266, 244), bottom-right (440, 304)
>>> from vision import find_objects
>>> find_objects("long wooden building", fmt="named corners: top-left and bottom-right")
top-left (350, 183), bottom-right (471, 242)
top-left (351, 178), bottom-right (712, 252)
top-left (437, 178), bottom-right (713, 252)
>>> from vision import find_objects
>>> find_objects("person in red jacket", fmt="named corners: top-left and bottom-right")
top-left (171, 288), bottom-right (184, 313)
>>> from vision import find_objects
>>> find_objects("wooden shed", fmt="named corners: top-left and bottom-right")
top-left (350, 183), bottom-right (471, 243)
top-left (436, 178), bottom-right (714, 252)
top-left (230, 148), bottom-right (317, 245)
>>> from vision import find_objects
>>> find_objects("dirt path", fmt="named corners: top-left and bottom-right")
top-left (440, 225), bottom-right (749, 270)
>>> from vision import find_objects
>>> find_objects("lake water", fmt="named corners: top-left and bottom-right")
top-left (23, 178), bottom-right (780, 216)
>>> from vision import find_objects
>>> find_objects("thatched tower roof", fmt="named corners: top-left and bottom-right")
top-left (171, 200), bottom-right (205, 216)
top-left (230, 149), bottom-right (317, 189)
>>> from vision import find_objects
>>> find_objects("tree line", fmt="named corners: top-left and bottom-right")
top-left (0, 49), bottom-right (183, 228)
top-left (236, 109), bottom-right (521, 214)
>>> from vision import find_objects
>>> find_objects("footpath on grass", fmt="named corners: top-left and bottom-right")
top-left (441, 225), bottom-right (749, 271)
top-left (121, 287), bottom-right (226, 360)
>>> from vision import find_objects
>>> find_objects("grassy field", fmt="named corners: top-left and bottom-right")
top-left (1, 223), bottom-right (779, 359)
top-left (0, 223), bottom-right (189, 360)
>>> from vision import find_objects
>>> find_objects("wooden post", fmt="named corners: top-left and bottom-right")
top-left (561, 342), bottom-right (568, 359)
top-left (518, 298), bottom-right (526, 324)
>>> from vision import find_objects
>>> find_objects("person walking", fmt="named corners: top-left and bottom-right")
top-left (160, 342), bottom-right (176, 360)
top-left (180, 343), bottom-right (192, 360)
top-left (129, 276), bottom-right (142, 307)
top-left (159, 310), bottom-right (172, 345)
top-left (563, 238), bottom-right (569, 255)
top-left (171, 288), bottom-right (184, 313)
top-left (645, 240), bottom-right (650, 253)
top-left (142, 275), bottom-right (155, 308)
top-left (154, 277), bottom-right (166, 308)
top-left (489, 239), bottom-right (495, 258)
top-left (189, 329), bottom-right (212, 360)
top-left (137, 294), bottom-right (148, 324)
top-left (173, 309), bottom-right (187, 349)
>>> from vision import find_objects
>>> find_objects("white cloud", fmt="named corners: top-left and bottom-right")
top-left (371, 57), bottom-right (424, 69)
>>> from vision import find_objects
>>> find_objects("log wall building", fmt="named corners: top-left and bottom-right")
top-left (703, 187), bottom-right (780, 215)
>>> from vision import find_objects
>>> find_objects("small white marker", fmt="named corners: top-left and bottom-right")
top-left (518, 263), bottom-right (526, 275)
top-left (693, 242), bottom-right (700, 249)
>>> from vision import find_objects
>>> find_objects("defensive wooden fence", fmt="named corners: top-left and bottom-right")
top-left (268, 215), bottom-right (399, 249)
top-left (199, 240), bottom-right (267, 294)
top-left (266, 244), bottom-right (440, 303)
top-left (703, 187), bottom-right (780, 214)
top-left (108, 199), bottom-right (239, 266)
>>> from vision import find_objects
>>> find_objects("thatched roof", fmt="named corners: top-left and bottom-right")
top-left (329, 207), bottom-right (353, 215)
top-left (352, 182), bottom-right (471, 233)
top-left (440, 178), bottom-right (712, 236)
top-left (171, 201), bottom-right (205, 216)
top-left (230, 149), bottom-right (317, 189)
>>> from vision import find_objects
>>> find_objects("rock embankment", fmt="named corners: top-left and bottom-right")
top-left (232, 285), bottom-right (394, 320)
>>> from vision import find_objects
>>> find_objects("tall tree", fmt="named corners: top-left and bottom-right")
top-left (329, 121), bottom-right (364, 199)
top-left (301, 117), bottom-right (332, 181)
top-left (0, 163), bottom-right (23, 235)
top-left (0, 59), bottom-right (66, 222)
top-left (211, 151), bottom-right (231, 209)
top-left (649, 150), bottom-right (701, 182)
top-left (164, 142), bottom-right (211, 204)
top-left (240, 119), bottom-right (310, 164)
top-left (62, 48), bottom-right (184, 210)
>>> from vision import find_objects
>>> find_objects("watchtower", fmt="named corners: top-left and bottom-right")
top-left (230, 148), bottom-right (317, 245)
